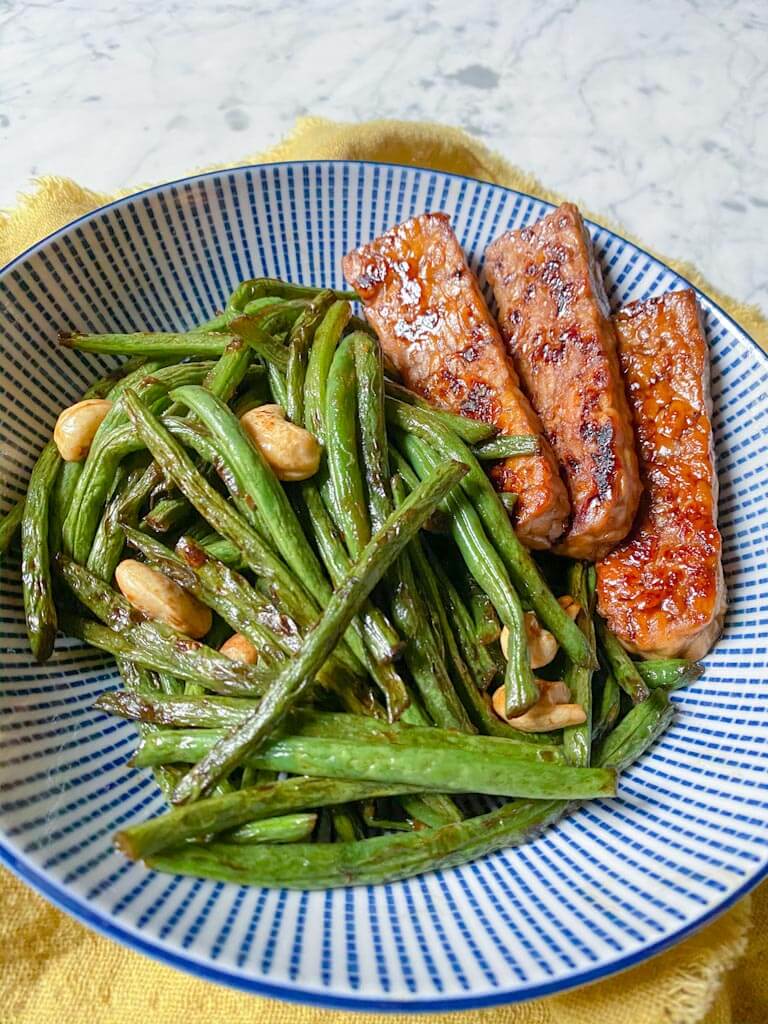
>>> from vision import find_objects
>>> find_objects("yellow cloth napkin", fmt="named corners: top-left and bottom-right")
top-left (1, 117), bottom-right (766, 1024)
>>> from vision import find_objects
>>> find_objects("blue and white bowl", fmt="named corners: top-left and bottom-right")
top-left (1, 161), bottom-right (766, 1012)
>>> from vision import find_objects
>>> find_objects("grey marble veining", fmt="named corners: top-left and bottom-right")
top-left (1, 0), bottom-right (766, 313)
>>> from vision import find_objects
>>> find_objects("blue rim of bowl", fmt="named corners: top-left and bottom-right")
top-left (1, 159), bottom-right (766, 1012)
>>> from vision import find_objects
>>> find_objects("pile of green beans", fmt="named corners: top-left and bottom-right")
top-left (1, 274), bottom-right (698, 889)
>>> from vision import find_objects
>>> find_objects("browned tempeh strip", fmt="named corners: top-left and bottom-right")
top-left (485, 203), bottom-right (641, 560)
top-left (596, 289), bottom-right (726, 659)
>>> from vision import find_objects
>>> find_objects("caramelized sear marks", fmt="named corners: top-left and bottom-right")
top-left (343, 213), bottom-right (569, 549)
top-left (485, 203), bottom-right (641, 560)
top-left (596, 290), bottom-right (726, 659)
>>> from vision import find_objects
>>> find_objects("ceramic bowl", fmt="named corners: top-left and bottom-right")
top-left (1, 161), bottom-right (766, 1011)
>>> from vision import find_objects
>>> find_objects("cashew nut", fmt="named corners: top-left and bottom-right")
top-left (558, 595), bottom-right (582, 621)
top-left (53, 399), bottom-right (113, 461)
top-left (500, 613), bottom-right (558, 669)
top-left (492, 678), bottom-right (586, 732)
top-left (115, 559), bottom-right (212, 638)
top-left (220, 633), bottom-right (259, 664)
top-left (240, 404), bottom-right (321, 481)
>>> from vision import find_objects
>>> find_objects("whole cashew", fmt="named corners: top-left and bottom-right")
top-left (492, 678), bottom-right (586, 732)
top-left (220, 633), bottom-right (259, 664)
top-left (240, 404), bottom-right (321, 481)
top-left (115, 559), bottom-right (212, 638)
top-left (500, 613), bottom-right (558, 669)
top-left (53, 399), bottom-right (113, 461)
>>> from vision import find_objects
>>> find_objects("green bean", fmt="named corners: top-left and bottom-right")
top-left (419, 577), bottom-right (500, 734)
top-left (21, 372), bottom-right (121, 661)
top-left (302, 306), bottom-right (404, 666)
top-left (142, 496), bottom-right (194, 534)
top-left (49, 460), bottom-right (83, 552)
top-left (122, 389), bottom-right (320, 632)
top-left (115, 656), bottom-right (182, 805)
top-left (325, 335), bottom-right (370, 557)
top-left (593, 689), bottom-right (674, 770)
top-left (593, 664), bottom-right (621, 741)
top-left (62, 416), bottom-right (220, 548)
top-left (597, 617), bottom-right (651, 705)
top-left (0, 498), bottom-right (23, 557)
top-left (330, 806), bottom-right (364, 843)
top-left (144, 796), bottom-right (568, 887)
top-left (388, 539), bottom-right (470, 731)
top-left (226, 813), bottom-right (318, 845)
top-left (410, 536), bottom-right (524, 739)
top-left (94, 689), bottom-right (258, 728)
top-left (170, 459), bottom-right (468, 803)
top-left (231, 387), bottom-right (268, 419)
top-left (224, 302), bottom-right (309, 373)
top-left (21, 442), bottom-right (62, 661)
top-left (297, 484), bottom-right (401, 661)
top-left (387, 399), bottom-right (594, 670)
top-left (285, 291), bottom-right (334, 423)
top-left (239, 766), bottom-right (276, 791)
top-left (425, 547), bottom-right (499, 692)
top-left (189, 533), bottom-right (244, 568)
top-left (396, 431), bottom-right (538, 716)
top-left (228, 318), bottom-right (289, 373)
top-left (87, 464), bottom-right (153, 581)
top-left (387, 444), bottom-right (451, 533)
top-left (227, 278), bottom-right (356, 312)
top-left (159, 671), bottom-right (190, 698)
top-left (64, 362), bottom-right (212, 563)
top-left (296, 485), bottom-right (409, 719)
top-left (202, 337), bottom-right (254, 402)
top-left (140, 336), bottom-right (256, 532)
top-left (465, 575), bottom-right (502, 646)
top-left (399, 795), bottom-right (463, 828)
top-left (498, 492), bottom-right (518, 516)
top-left (472, 435), bottom-right (540, 459)
top-left (334, 328), bottom-right (415, 715)
top-left (383, 381), bottom-right (497, 444)
top-left (133, 729), bottom-right (602, 803)
top-left (194, 295), bottom-right (285, 333)
top-left (389, 474), bottom-right (473, 732)
top-left (352, 332), bottom-right (391, 532)
top-left (265, 361), bottom-right (288, 407)
top-left (304, 301), bottom-right (351, 441)
top-left (562, 562), bottom-right (596, 767)
top-left (117, 778), bottom-right (423, 860)
top-left (122, 629), bottom-right (671, 877)
top-left (635, 659), bottom-right (703, 690)
top-left (141, 529), bottom-right (366, 691)
top-left (60, 330), bottom-right (241, 358)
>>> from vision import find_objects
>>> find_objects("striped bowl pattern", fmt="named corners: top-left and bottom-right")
top-left (1, 161), bottom-right (767, 1012)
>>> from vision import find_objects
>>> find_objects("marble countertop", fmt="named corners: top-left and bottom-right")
top-left (2, 0), bottom-right (766, 314)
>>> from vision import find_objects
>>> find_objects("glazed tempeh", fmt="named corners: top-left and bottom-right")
top-left (343, 212), bottom-right (569, 549)
top-left (596, 290), bottom-right (726, 659)
top-left (485, 203), bottom-right (641, 560)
